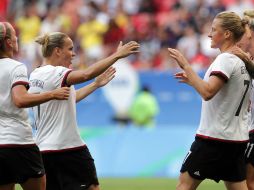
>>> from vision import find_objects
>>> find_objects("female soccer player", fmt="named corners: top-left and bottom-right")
top-left (29, 32), bottom-right (139, 190)
top-left (231, 10), bottom-right (254, 190)
top-left (0, 22), bottom-right (70, 190)
top-left (168, 11), bottom-right (250, 190)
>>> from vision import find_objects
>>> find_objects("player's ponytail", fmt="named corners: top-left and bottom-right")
top-left (35, 32), bottom-right (68, 57)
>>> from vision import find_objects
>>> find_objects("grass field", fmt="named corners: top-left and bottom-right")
top-left (15, 178), bottom-right (225, 190)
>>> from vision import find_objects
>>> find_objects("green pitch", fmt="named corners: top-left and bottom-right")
top-left (15, 178), bottom-right (225, 190)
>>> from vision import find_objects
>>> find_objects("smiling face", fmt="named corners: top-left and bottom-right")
top-left (58, 37), bottom-right (75, 68)
top-left (208, 18), bottom-right (226, 49)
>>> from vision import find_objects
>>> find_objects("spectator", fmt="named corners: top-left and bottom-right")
top-left (129, 85), bottom-right (159, 127)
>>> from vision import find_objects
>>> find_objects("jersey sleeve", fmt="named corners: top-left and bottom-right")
top-left (209, 53), bottom-right (235, 82)
top-left (11, 64), bottom-right (29, 89)
top-left (53, 66), bottom-right (72, 88)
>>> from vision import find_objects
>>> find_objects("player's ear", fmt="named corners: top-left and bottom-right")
top-left (54, 47), bottom-right (61, 56)
top-left (224, 30), bottom-right (232, 40)
top-left (5, 38), bottom-right (12, 48)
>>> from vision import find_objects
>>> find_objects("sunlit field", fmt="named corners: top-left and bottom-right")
top-left (15, 178), bottom-right (225, 190)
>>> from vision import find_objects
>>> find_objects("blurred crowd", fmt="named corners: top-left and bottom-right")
top-left (0, 0), bottom-right (254, 73)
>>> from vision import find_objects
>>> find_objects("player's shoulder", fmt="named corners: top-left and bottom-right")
top-left (4, 58), bottom-right (24, 67)
top-left (215, 53), bottom-right (243, 66)
top-left (2, 58), bottom-right (27, 72)
top-left (217, 52), bottom-right (237, 59)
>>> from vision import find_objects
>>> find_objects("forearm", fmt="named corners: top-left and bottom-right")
top-left (67, 53), bottom-right (119, 85)
top-left (85, 53), bottom-right (119, 79)
top-left (76, 82), bottom-right (99, 103)
top-left (184, 66), bottom-right (214, 100)
top-left (13, 91), bottom-right (54, 108)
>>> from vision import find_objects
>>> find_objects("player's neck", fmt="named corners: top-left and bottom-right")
top-left (42, 57), bottom-right (59, 67)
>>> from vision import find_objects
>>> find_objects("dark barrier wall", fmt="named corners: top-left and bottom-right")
top-left (76, 71), bottom-right (203, 127)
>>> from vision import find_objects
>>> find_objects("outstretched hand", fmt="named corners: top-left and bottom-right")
top-left (115, 41), bottom-right (140, 59)
top-left (174, 71), bottom-right (191, 85)
top-left (94, 66), bottom-right (116, 87)
top-left (52, 87), bottom-right (70, 100)
top-left (168, 48), bottom-right (190, 69)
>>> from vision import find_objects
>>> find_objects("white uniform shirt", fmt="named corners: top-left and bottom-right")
top-left (249, 81), bottom-right (254, 134)
top-left (197, 53), bottom-right (250, 142)
top-left (0, 58), bottom-right (34, 145)
top-left (29, 65), bottom-right (85, 152)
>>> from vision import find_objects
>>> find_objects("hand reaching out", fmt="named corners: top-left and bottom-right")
top-left (174, 72), bottom-right (191, 85)
top-left (115, 41), bottom-right (140, 59)
top-left (168, 48), bottom-right (190, 69)
top-left (94, 66), bottom-right (116, 87)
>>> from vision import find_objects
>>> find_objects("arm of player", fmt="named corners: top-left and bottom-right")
top-left (76, 67), bottom-right (115, 103)
top-left (230, 46), bottom-right (254, 78)
top-left (12, 86), bottom-right (70, 108)
top-left (66, 41), bottom-right (139, 86)
top-left (168, 48), bottom-right (225, 101)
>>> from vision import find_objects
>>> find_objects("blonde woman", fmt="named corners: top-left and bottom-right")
top-left (231, 10), bottom-right (254, 190)
top-left (0, 22), bottom-right (70, 190)
top-left (168, 12), bottom-right (250, 190)
top-left (29, 32), bottom-right (139, 190)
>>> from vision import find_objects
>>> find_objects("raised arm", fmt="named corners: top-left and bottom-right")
top-left (76, 67), bottom-right (116, 102)
top-left (66, 41), bottom-right (139, 86)
top-left (168, 48), bottom-right (225, 101)
top-left (12, 85), bottom-right (70, 108)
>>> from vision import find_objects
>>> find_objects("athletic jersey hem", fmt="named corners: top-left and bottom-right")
top-left (41, 144), bottom-right (86, 153)
top-left (210, 71), bottom-right (228, 82)
top-left (0, 143), bottom-right (36, 148)
top-left (196, 134), bottom-right (249, 143)
top-left (61, 70), bottom-right (72, 87)
top-left (12, 81), bottom-right (29, 89)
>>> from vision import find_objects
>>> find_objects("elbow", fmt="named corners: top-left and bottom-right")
top-left (14, 101), bottom-right (27, 108)
top-left (13, 97), bottom-right (28, 108)
top-left (202, 92), bottom-right (214, 101)
top-left (203, 96), bottom-right (212, 101)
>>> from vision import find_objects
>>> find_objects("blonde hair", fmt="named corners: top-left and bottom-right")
top-left (244, 10), bottom-right (254, 19)
top-left (244, 10), bottom-right (254, 30)
top-left (35, 32), bottom-right (68, 57)
top-left (215, 11), bottom-right (247, 42)
top-left (0, 22), bottom-right (13, 51)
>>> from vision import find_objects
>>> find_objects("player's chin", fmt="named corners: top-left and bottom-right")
top-left (210, 43), bottom-right (216, 49)
top-left (68, 62), bottom-right (73, 69)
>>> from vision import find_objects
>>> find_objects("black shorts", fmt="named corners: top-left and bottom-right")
top-left (180, 137), bottom-right (247, 183)
top-left (0, 145), bottom-right (45, 185)
top-left (245, 142), bottom-right (254, 166)
top-left (42, 146), bottom-right (99, 190)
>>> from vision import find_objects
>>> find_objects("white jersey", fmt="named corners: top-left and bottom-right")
top-left (29, 65), bottom-right (85, 152)
top-left (249, 80), bottom-right (254, 134)
top-left (0, 58), bottom-right (34, 145)
top-left (197, 53), bottom-right (250, 142)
